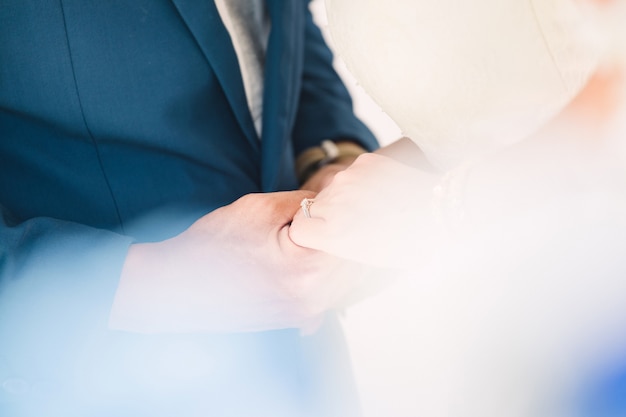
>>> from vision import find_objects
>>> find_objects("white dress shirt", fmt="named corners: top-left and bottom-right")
top-left (215, 0), bottom-right (271, 138)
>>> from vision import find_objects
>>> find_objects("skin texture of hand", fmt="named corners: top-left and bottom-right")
top-left (290, 153), bottom-right (441, 268)
top-left (374, 137), bottom-right (436, 172)
top-left (299, 156), bottom-right (359, 193)
top-left (109, 190), bottom-right (361, 334)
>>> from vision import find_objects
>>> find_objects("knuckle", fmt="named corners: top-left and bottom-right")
top-left (234, 193), bottom-right (258, 207)
top-left (354, 152), bottom-right (375, 165)
top-left (236, 193), bottom-right (277, 217)
top-left (330, 169), bottom-right (350, 185)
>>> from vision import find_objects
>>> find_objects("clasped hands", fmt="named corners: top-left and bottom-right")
top-left (109, 157), bottom-right (369, 335)
top-left (291, 140), bottom-right (441, 269)
top-left (110, 149), bottom-right (436, 335)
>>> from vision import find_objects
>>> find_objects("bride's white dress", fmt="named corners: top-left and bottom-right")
top-left (325, 0), bottom-right (598, 169)
top-left (316, 1), bottom-right (626, 416)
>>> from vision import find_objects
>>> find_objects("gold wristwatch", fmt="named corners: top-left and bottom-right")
top-left (295, 140), bottom-right (366, 184)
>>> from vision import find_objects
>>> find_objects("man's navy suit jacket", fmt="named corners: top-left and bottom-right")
top-left (0, 0), bottom-right (377, 415)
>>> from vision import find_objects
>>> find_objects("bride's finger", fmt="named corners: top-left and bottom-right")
top-left (288, 210), bottom-right (329, 251)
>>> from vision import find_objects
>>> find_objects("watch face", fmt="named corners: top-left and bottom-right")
top-left (321, 140), bottom-right (340, 161)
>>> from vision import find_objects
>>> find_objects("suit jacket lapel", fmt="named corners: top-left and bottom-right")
top-left (170, 0), bottom-right (260, 150)
top-left (261, 0), bottom-right (305, 191)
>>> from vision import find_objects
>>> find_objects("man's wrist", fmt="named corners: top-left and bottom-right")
top-left (295, 140), bottom-right (367, 184)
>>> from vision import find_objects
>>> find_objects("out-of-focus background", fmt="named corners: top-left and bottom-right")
top-left (310, 0), bottom-right (401, 147)
top-left (310, 2), bottom-right (626, 417)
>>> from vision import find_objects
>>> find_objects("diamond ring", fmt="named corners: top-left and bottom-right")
top-left (300, 198), bottom-right (315, 218)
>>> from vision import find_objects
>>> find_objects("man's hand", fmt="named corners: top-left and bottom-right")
top-left (300, 156), bottom-right (359, 193)
top-left (109, 190), bottom-right (360, 334)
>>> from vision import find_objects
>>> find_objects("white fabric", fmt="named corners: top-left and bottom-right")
top-left (325, 0), bottom-right (600, 169)
top-left (215, 0), bottom-right (270, 137)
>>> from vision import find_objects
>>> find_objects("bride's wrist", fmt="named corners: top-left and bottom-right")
top-left (375, 137), bottom-right (436, 172)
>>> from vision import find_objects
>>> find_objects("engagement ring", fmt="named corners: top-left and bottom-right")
top-left (300, 198), bottom-right (315, 218)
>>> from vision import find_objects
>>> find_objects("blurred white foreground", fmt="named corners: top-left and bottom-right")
top-left (308, 0), bottom-right (626, 416)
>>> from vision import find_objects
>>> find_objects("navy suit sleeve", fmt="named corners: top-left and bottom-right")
top-left (0, 204), bottom-right (133, 396)
top-left (291, 2), bottom-right (379, 155)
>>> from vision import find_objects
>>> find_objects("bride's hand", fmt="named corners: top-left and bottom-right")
top-left (299, 158), bottom-right (358, 193)
top-left (289, 153), bottom-right (441, 268)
